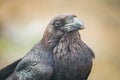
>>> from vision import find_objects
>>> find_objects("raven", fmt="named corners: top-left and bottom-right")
top-left (0, 14), bottom-right (95, 80)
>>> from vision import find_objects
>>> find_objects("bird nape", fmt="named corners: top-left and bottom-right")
top-left (0, 14), bottom-right (95, 80)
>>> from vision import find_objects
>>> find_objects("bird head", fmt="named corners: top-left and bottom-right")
top-left (47, 14), bottom-right (84, 33)
top-left (42, 14), bottom-right (85, 48)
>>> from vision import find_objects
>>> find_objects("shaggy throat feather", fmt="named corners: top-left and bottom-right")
top-left (53, 32), bottom-right (82, 58)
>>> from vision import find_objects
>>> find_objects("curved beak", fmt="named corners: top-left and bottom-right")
top-left (73, 18), bottom-right (85, 30)
top-left (62, 17), bottom-right (85, 32)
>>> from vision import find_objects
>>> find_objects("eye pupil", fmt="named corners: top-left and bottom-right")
top-left (55, 21), bottom-right (61, 27)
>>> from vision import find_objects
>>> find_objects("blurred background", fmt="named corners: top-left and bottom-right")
top-left (0, 0), bottom-right (120, 80)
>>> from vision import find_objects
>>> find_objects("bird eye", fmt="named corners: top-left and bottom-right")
top-left (54, 20), bottom-right (61, 27)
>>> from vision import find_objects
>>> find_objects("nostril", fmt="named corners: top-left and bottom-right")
top-left (66, 17), bottom-right (74, 24)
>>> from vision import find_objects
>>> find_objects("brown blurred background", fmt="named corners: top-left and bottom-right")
top-left (0, 0), bottom-right (120, 80)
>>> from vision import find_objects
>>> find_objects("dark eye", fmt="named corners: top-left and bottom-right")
top-left (54, 20), bottom-right (62, 27)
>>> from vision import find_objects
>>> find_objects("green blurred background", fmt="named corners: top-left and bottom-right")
top-left (0, 0), bottom-right (120, 80)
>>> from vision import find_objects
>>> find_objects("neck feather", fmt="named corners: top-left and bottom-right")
top-left (53, 31), bottom-right (95, 58)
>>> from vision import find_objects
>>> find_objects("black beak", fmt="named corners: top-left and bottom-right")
top-left (61, 17), bottom-right (85, 32)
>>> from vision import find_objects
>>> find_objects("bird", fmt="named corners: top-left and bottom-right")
top-left (0, 14), bottom-right (95, 80)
